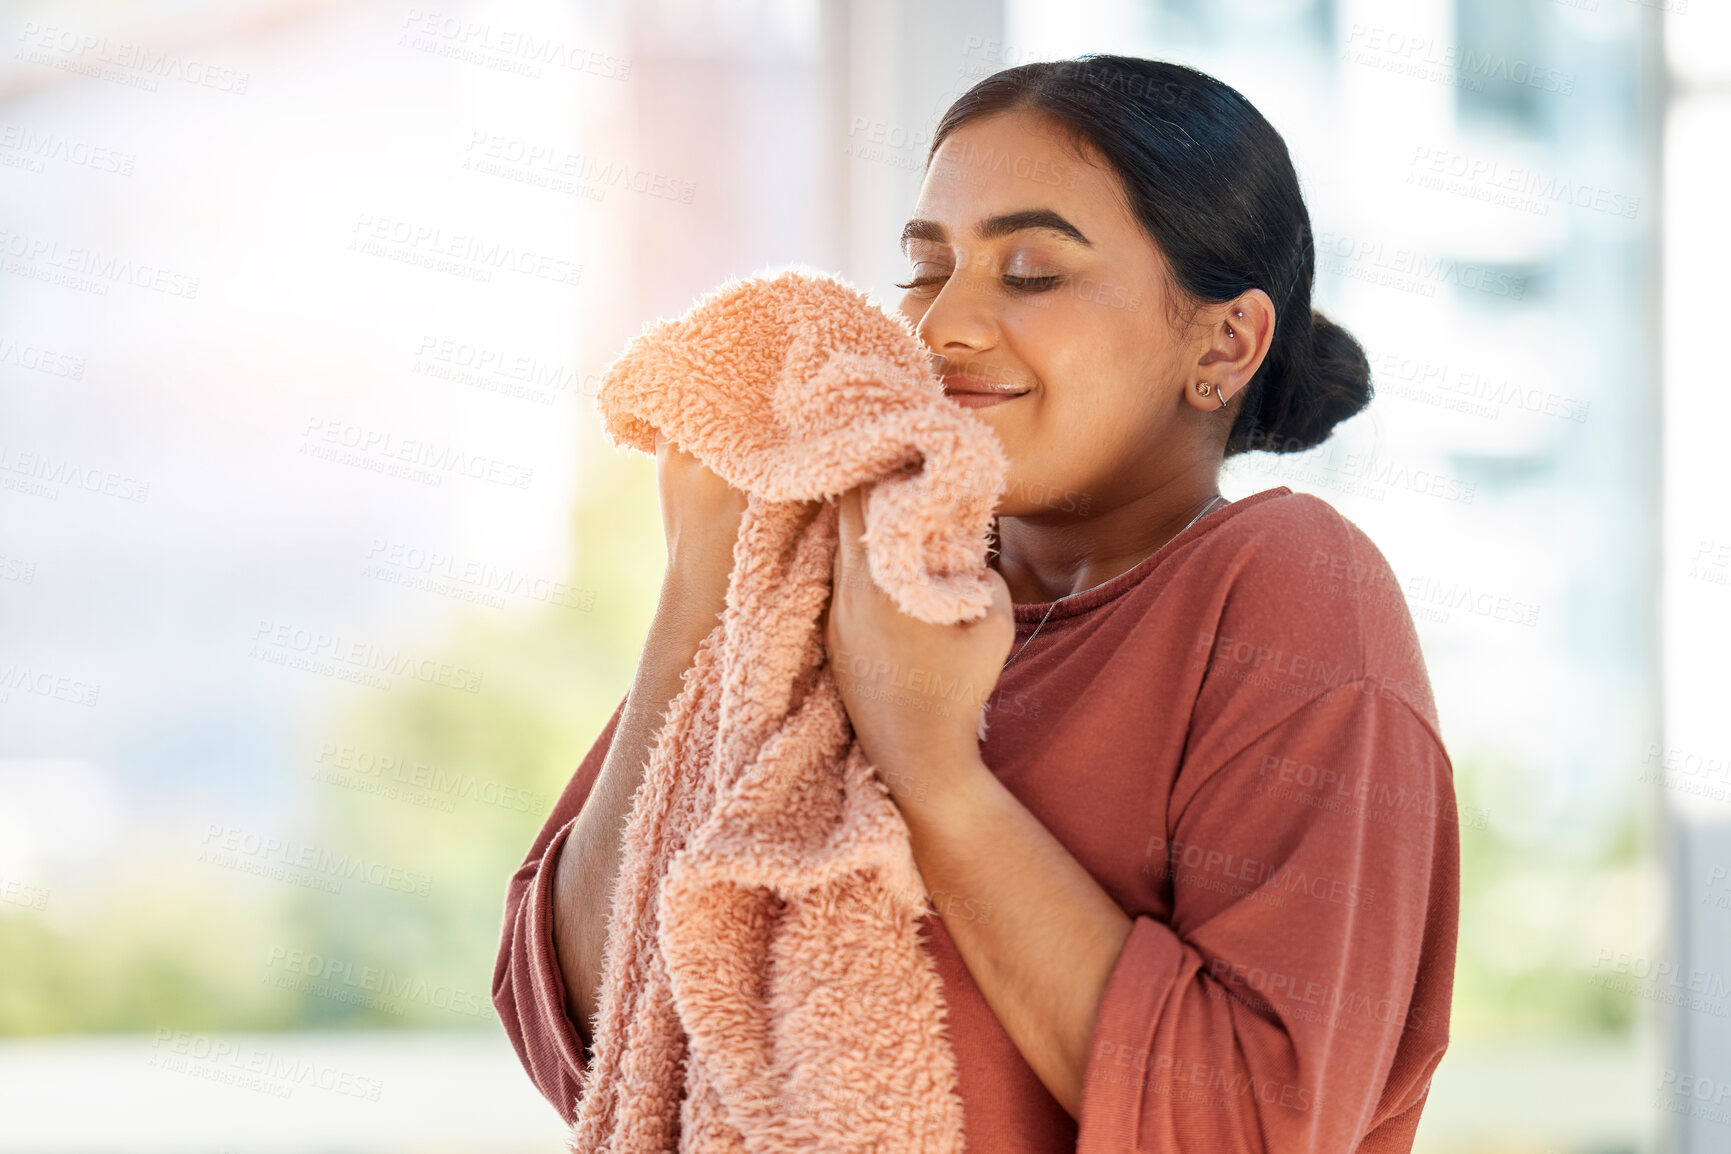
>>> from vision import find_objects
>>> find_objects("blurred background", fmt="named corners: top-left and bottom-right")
top-left (1, 0), bottom-right (1726, 1151)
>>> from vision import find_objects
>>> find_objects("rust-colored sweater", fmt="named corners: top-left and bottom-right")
top-left (492, 485), bottom-right (1459, 1152)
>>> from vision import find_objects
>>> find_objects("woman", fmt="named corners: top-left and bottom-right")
top-left (495, 56), bottom-right (1458, 1153)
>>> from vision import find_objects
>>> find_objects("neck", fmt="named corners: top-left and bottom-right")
top-left (990, 472), bottom-right (1223, 605)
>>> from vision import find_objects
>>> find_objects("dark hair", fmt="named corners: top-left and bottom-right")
top-left (926, 55), bottom-right (1371, 456)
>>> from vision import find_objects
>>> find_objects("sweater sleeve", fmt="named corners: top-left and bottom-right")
top-left (1075, 682), bottom-right (1459, 1153)
top-left (491, 692), bottom-right (629, 1125)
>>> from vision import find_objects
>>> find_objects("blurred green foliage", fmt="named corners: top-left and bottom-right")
top-left (0, 419), bottom-right (662, 1035)
top-left (1447, 746), bottom-right (1659, 1042)
top-left (275, 419), bottom-right (663, 1029)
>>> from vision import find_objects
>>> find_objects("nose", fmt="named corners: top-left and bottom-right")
top-left (913, 276), bottom-right (997, 364)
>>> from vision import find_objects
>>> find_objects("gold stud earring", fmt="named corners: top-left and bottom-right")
top-left (1195, 381), bottom-right (1213, 398)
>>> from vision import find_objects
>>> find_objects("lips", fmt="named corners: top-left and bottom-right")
top-left (940, 375), bottom-right (1029, 403)
top-left (944, 391), bottom-right (1025, 410)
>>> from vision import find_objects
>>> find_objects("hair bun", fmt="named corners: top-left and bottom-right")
top-left (1236, 309), bottom-right (1373, 455)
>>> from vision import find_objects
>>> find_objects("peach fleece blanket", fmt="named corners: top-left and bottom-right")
top-left (577, 269), bottom-right (1008, 1153)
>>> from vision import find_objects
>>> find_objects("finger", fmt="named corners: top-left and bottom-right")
top-left (837, 485), bottom-right (859, 539)
top-left (835, 486), bottom-right (861, 569)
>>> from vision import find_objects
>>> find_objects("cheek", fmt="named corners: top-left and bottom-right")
top-left (997, 307), bottom-right (1174, 499)
top-left (1044, 385), bottom-right (1159, 471)
top-left (1015, 305), bottom-right (1161, 436)
top-left (1014, 285), bottom-right (1162, 382)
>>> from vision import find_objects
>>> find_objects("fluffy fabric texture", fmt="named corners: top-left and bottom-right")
top-left (576, 269), bottom-right (1009, 1153)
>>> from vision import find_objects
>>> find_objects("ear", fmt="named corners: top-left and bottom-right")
top-left (1184, 287), bottom-right (1276, 411)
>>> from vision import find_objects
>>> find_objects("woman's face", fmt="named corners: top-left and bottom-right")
top-left (897, 108), bottom-right (1212, 519)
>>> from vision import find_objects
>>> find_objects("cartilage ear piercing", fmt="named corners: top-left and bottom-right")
top-left (1226, 324), bottom-right (1236, 339)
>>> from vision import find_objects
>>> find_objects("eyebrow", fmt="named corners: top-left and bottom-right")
top-left (899, 209), bottom-right (1092, 254)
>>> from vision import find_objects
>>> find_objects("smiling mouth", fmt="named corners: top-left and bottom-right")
top-left (941, 375), bottom-right (1029, 399)
top-left (942, 387), bottom-right (1027, 409)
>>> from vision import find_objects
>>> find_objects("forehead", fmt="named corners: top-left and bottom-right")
top-left (910, 109), bottom-right (1131, 238)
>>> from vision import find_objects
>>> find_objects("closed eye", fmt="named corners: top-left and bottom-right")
top-left (893, 273), bottom-right (1065, 294)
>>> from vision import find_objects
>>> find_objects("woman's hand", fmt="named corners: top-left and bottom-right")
top-left (655, 430), bottom-right (749, 628)
top-left (824, 484), bottom-right (1015, 799)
